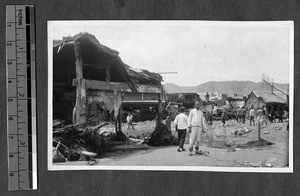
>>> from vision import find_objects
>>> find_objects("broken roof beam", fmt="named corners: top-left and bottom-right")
top-left (83, 79), bottom-right (162, 93)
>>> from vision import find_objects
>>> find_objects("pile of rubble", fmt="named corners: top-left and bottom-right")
top-left (53, 120), bottom-right (114, 163)
top-left (145, 123), bottom-right (178, 146)
top-left (53, 119), bottom-right (179, 163)
top-left (236, 139), bottom-right (274, 148)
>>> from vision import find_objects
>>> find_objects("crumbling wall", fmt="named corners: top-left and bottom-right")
top-left (87, 90), bottom-right (123, 118)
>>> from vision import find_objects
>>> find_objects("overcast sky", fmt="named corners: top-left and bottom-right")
top-left (49, 21), bottom-right (293, 86)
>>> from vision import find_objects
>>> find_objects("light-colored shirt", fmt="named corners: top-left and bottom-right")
top-left (249, 109), bottom-right (255, 116)
top-left (174, 113), bottom-right (188, 130)
top-left (237, 108), bottom-right (242, 115)
top-left (188, 108), bottom-right (205, 128)
top-left (257, 109), bottom-right (263, 117)
top-left (126, 115), bottom-right (133, 123)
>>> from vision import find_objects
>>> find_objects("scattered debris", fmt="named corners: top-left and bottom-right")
top-left (243, 127), bottom-right (250, 133)
top-left (227, 148), bottom-right (236, 152)
top-left (265, 163), bottom-right (273, 168)
top-left (274, 126), bottom-right (282, 131)
top-left (265, 157), bottom-right (283, 167)
top-left (250, 162), bottom-right (262, 167)
top-left (234, 160), bottom-right (274, 168)
top-left (53, 122), bottom-right (114, 162)
top-left (52, 146), bottom-right (66, 163)
top-left (195, 150), bottom-right (209, 156)
top-left (53, 119), bottom-right (65, 128)
top-left (234, 127), bottom-right (250, 136)
top-left (87, 159), bottom-right (99, 165)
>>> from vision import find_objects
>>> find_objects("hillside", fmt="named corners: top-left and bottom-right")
top-left (163, 81), bottom-right (289, 94)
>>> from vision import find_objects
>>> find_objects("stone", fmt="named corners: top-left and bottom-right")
top-left (243, 127), bottom-right (250, 133)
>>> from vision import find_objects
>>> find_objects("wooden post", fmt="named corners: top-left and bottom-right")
top-left (115, 115), bottom-right (118, 133)
top-left (158, 92), bottom-right (163, 123)
top-left (118, 105), bottom-right (123, 133)
top-left (106, 68), bottom-right (111, 82)
top-left (72, 40), bottom-right (86, 125)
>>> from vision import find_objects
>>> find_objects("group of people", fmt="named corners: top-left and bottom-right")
top-left (174, 102), bottom-right (207, 156)
top-left (126, 102), bottom-right (288, 156)
top-left (236, 106), bottom-right (247, 124)
top-left (249, 105), bottom-right (268, 126)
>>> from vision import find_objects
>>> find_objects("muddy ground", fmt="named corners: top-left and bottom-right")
top-left (55, 119), bottom-right (289, 168)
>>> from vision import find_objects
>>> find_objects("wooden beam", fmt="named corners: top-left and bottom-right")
top-left (72, 41), bottom-right (87, 125)
top-left (84, 79), bottom-right (162, 93)
top-left (115, 116), bottom-right (118, 133)
top-left (84, 79), bottom-right (121, 91)
top-left (157, 92), bottom-right (163, 123)
top-left (82, 63), bottom-right (111, 70)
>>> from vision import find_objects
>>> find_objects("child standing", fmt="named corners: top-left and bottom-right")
top-left (174, 107), bottom-right (188, 152)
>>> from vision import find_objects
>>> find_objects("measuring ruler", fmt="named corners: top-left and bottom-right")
top-left (6, 5), bottom-right (37, 190)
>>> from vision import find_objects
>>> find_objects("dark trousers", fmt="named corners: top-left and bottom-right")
top-left (177, 129), bottom-right (186, 149)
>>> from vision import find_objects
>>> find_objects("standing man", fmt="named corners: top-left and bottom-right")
top-left (187, 102), bottom-right (206, 156)
top-left (126, 112), bottom-right (135, 130)
top-left (249, 106), bottom-right (255, 126)
top-left (221, 111), bottom-right (228, 127)
top-left (241, 106), bottom-right (246, 124)
top-left (206, 111), bottom-right (213, 129)
top-left (174, 107), bottom-right (188, 152)
top-left (236, 107), bottom-right (242, 123)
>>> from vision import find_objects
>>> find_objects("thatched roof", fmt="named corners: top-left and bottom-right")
top-left (251, 91), bottom-right (287, 104)
top-left (53, 32), bottom-right (162, 92)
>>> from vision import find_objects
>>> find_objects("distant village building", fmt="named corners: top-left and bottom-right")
top-left (164, 92), bottom-right (201, 109)
top-left (245, 91), bottom-right (288, 114)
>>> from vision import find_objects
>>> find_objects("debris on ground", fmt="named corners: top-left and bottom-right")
top-left (195, 150), bottom-right (209, 156)
top-left (53, 119), bottom-right (65, 128)
top-left (234, 160), bottom-right (274, 168)
top-left (87, 159), bottom-right (99, 165)
top-left (236, 139), bottom-right (274, 148)
top-left (53, 122), bottom-right (114, 162)
top-left (52, 146), bottom-right (66, 163)
top-left (234, 126), bottom-right (251, 136)
top-left (274, 126), bottom-right (282, 131)
top-left (250, 162), bottom-right (262, 167)
top-left (265, 157), bottom-right (283, 167)
top-left (146, 123), bottom-right (178, 146)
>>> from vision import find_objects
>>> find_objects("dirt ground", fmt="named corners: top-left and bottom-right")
top-left (55, 119), bottom-right (289, 168)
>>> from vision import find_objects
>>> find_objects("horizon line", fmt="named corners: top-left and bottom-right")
top-left (162, 80), bottom-right (289, 87)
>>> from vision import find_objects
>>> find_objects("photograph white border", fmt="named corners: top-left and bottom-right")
top-left (47, 20), bottom-right (294, 172)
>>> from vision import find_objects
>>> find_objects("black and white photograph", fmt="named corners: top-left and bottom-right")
top-left (48, 21), bottom-right (293, 172)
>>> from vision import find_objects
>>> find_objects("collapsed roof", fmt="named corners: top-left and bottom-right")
top-left (124, 64), bottom-right (163, 86)
top-left (53, 32), bottom-right (163, 92)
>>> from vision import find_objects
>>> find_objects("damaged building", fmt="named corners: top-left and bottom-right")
top-left (245, 91), bottom-right (288, 115)
top-left (53, 32), bottom-right (164, 130)
top-left (164, 92), bottom-right (201, 109)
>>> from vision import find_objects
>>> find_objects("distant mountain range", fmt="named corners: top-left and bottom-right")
top-left (163, 81), bottom-right (289, 95)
